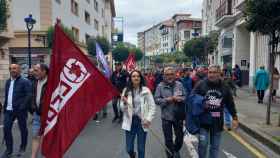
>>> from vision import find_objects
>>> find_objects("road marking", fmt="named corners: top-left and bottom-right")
top-left (223, 150), bottom-right (238, 158)
top-left (228, 131), bottom-right (267, 158)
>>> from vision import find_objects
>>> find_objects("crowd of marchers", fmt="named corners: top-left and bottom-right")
top-left (0, 62), bottom-right (279, 158)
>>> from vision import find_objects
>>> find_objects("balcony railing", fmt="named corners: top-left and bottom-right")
top-left (216, 0), bottom-right (233, 21)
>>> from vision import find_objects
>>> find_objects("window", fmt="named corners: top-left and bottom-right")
top-left (94, 0), bottom-right (98, 12)
top-left (72, 27), bottom-right (80, 41)
top-left (85, 11), bottom-right (90, 24)
top-left (94, 19), bottom-right (99, 31)
top-left (184, 31), bottom-right (190, 40)
top-left (56, 0), bottom-right (61, 4)
top-left (71, 0), bottom-right (79, 16)
top-left (85, 34), bottom-right (90, 43)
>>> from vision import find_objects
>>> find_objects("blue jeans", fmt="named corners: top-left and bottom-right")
top-left (3, 110), bottom-right (28, 153)
top-left (125, 115), bottom-right (147, 158)
top-left (224, 108), bottom-right (232, 128)
top-left (198, 128), bottom-right (222, 158)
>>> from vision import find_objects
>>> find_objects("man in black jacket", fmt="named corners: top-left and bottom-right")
top-left (110, 62), bottom-right (128, 123)
top-left (1, 64), bottom-right (32, 158)
top-left (191, 65), bottom-right (239, 158)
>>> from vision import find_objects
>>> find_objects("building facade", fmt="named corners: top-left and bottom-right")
top-left (144, 23), bottom-right (161, 56)
top-left (138, 14), bottom-right (202, 57)
top-left (0, 0), bottom-right (116, 92)
top-left (159, 19), bottom-right (174, 54)
top-left (202, 0), bottom-right (280, 90)
top-left (137, 32), bottom-right (145, 52)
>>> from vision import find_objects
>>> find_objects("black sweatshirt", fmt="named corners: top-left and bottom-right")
top-left (192, 79), bottom-right (238, 132)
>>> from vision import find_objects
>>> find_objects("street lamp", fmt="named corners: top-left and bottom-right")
top-left (24, 14), bottom-right (36, 68)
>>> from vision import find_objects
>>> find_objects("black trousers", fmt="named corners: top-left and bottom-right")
top-left (112, 96), bottom-right (122, 118)
top-left (257, 90), bottom-right (265, 102)
top-left (3, 110), bottom-right (28, 153)
top-left (162, 119), bottom-right (184, 158)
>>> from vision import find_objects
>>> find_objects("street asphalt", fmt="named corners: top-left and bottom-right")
top-left (0, 106), bottom-right (261, 158)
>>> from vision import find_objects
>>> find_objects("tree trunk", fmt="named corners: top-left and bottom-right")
top-left (267, 33), bottom-right (278, 125)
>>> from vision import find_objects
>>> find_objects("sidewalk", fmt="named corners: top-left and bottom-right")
top-left (235, 87), bottom-right (280, 155)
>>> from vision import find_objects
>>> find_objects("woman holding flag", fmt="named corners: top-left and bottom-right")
top-left (120, 70), bottom-right (156, 158)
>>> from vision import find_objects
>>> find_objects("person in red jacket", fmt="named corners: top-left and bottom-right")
top-left (145, 71), bottom-right (155, 93)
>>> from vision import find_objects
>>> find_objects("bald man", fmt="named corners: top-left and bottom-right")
top-left (1, 64), bottom-right (32, 158)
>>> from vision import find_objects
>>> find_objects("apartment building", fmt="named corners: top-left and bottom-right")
top-left (0, 0), bottom-right (14, 94)
top-left (138, 14), bottom-right (202, 56)
top-left (143, 23), bottom-right (161, 56)
top-left (0, 0), bottom-right (116, 93)
top-left (8, 0), bottom-right (115, 70)
top-left (159, 19), bottom-right (174, 53)
top-left (202, 0), bottom-right (280, 89)
top-left (172, 14), bottom-right (202, 51)
top-left (137, 32), bottom-right (145, 52)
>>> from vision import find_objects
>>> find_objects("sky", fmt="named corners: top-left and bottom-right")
top-left (115, 0), bottom-right (203, 46)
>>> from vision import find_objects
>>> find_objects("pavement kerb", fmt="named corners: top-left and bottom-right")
top-left (238, 121), bottom-right (280, 155)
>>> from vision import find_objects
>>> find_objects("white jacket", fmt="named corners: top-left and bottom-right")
top-left (120, 86), bottom-right (156, 132)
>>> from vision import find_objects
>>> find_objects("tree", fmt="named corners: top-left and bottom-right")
top-left (46, 25), bottom-right (75, 48)
top-left (130, 48), bottom-right (143, 61)
top-left (0, 0), bottom-right (8, 32)
top-left (183, 37), bottom-right (208, 64)
top-left (154, 56), bottom-right (164, 64)
top-left (112, 43), bottom-right (129, 62)
top-left (244, 0), bottom-right (280, 124)
top-left (87, 36), bottom-right (110, 56)
top-left (208, 30), bottom-right (220, 54)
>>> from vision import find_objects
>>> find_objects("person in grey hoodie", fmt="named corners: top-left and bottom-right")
top-left (155, 67), bottom-right (186, 158)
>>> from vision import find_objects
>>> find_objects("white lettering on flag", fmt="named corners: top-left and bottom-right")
top-left (44, 58), bottom-right (91, 136)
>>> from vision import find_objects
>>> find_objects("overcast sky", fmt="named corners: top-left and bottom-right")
top-left (115, 0), bottom-right (203, 46)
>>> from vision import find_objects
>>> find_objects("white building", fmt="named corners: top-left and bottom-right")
top-left (138, 14), bottom-right (202, 56)
top-left (10, 0), bottom-right (115, 44)
top-left (137, 32), bottom-right (145, 52)
top-left (202, 0), bottom-right (280, 90)
top-left (7, 0), bottom-right (115, 69)
top-left (159, 19), bottom-right (175, 53)
top-left (143, 23), bottom-right (161, 56)
top-left (0, 0), bottom-right (116, 92)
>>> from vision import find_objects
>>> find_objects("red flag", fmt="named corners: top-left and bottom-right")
top-left (125, 53), bottom-right (136, 73)
top-left (41, 24), bottom-right (119, 158)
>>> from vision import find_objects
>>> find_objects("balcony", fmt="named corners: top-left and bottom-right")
top-left (215, 0), bottom-right (236, 28)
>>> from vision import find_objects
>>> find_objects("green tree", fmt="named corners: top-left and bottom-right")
top-left (130, 48), bottom-right (143, 61)
top-left (183, 37), bottom-right (208, 63)
top-left (0, 0), bottom-right (8, 32)
top-left (112, 43), bottom-right (129, 62)
top-left (208, 30), bottom-right (220, 54)
top-left (87, 36), bottom-right (110, 56)
top-left (154, 56), bottom-right (164, 64)
top-left (46, 25), bottom-right (75, 48)
top-left (244, 0), bottom-right (280, 124)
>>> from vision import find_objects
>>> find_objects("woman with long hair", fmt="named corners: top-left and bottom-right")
top-left (120, 70), bottom-right (156, 158)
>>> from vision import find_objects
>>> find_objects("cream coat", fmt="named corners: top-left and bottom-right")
top-left (120, 87), bottom-right (156, 132)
